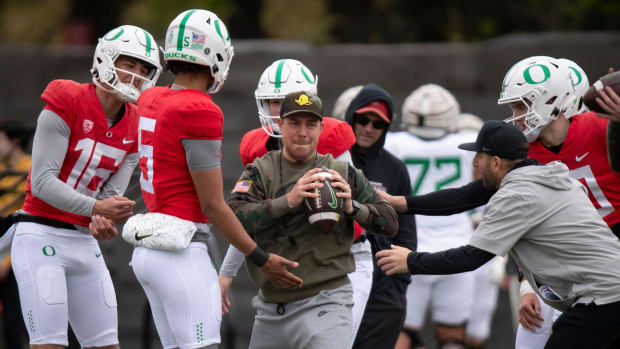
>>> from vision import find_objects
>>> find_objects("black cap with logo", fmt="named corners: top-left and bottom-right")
top-left (458, 120), bottom-right (529, 160)
top-left (280, 91), bottom-right (323, 120)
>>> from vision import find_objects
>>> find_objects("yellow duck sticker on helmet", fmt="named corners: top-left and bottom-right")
top-left (295, 94), bottom-right (313, 106)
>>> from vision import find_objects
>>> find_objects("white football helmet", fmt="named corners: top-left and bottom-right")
top-left (401, 84), bottom-right (460, 139)
top-left (255, 59), bottom-right (318, 137)
top-left (457, 113), bottom-right (484, 132)
top-left (91, 25), bottom-right (162, 104)
top-left (164, 9), bottom-right (234, 94)
top-left (557, 58), bottom-right (590, 117)
top-left (499, 56), bottom-right (577, 142)
top-left (332, 85), bottom-right (363, 121)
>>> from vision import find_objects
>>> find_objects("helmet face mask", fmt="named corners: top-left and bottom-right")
top-left (498, 57), bottom-right (576, 142)
top-left (91, 25), bottom-right (162, 104)
top-left (401, 84), bottom-right (460, 140)
top-left (254, 59), bottom-right (318, 137)
top-left (164, 9), bottom-right (234, 94)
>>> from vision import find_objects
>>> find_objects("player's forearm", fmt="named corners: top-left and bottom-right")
top-left (204, 200), bottom-right (257, 256)
top-left (407, 244), bottom-right (495, 275)
top-left (404, 179), bottom-right (491, 215)
top-left (220, 244), bottom-right (245, 277)
top-left (608, 120), bottom-right (620, 172)
top-left (97, 152), bottom-right (139, 199)
top-left (30, 109), bottom-right (96, 216)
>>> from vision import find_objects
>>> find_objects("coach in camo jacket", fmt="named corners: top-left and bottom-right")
top-left (227, 91), bottom-right (397, 349)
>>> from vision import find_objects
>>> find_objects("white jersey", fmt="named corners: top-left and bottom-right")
top-left (385, 131), bottom-right (476, 252)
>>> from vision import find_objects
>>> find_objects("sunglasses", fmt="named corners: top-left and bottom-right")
top-left (355, 115), bottom-right (388, 129)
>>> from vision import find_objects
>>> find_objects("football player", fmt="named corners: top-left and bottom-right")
top-left (500, 56), bottom-right (620, 348)
top-left (130, 10), bottom-right (302, 349)
top-left (385, 84), bottom-right (475, 349)
top-left (218, 61), bottom-right (373, 346)
top-left (10, 25), bottom-right (161, 348)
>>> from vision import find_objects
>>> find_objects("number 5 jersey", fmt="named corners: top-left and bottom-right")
top-left (528, 112), bottom-right (620, 231)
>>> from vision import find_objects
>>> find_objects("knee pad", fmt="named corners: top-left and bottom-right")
top-left (403, 327), bottom-right (424, 348)
top-left (439, 339), bottom-right (466, 349)
top-left (36, 266), bottom-right (67, 305)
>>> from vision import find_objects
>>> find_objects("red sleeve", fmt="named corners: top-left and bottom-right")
top-left (239, 128), bottom-right (270, 166)
top-left (317, 117), bottom-right (356, 157)
top-left (176, 102), bottom-right (224, 140)
top-left (40, 79), bottom-right (82, 127)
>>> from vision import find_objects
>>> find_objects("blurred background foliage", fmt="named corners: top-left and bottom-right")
top-left (0, 0), bottom-right (619, 45)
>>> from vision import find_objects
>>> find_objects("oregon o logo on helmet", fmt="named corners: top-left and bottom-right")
top-left (164, 52), bottom-right (197, 62)
top-left (568, 67), bottom-right (583, 87)
top-left (42, 245), bottom-right (56, 256)
top-left (300, 67), bottom-right (316, 84)
top-left (104, 28), bottom-right (124, 41)
top-left (523, 64), bottom-right (551, 84)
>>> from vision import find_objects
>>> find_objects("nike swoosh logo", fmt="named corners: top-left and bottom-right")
top-left (95, 252), bottom-right (102, 258)
top-left (575, 152), bottom-right (589, 162)
top-left (327, 182), bottom-right (338, 209)
top-left (135, 232), bottom-right (153, 241)
top-left (122, 138), bottom-right (135, 144)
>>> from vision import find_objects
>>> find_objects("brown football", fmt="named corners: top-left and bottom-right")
top-left (583, 71), bottom-right (620, 114)
top-left (304, 172), bottom-right (343, 234)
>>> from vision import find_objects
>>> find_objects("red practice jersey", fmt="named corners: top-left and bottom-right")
top-left (23, 80), bottom-right (138, 226)
top-left (529, 112), bottom-right (620, 228)
top-left (239, 117), bottom-right (356, 166)
top-left (135, 87), bottom-right (224, 223)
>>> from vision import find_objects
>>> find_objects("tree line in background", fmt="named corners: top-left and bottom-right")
top-left (1, 0), bottom-right (620, 44)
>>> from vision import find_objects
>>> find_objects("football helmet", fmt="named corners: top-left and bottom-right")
top-left (401, 84), bottom-right (460, 139)
top-left (91, 25), bottom-right (162, 103)
top-left (255, 59), bottom-right (318, 137)
top-left (457, 113), bottom-right (484, 132)
top-left (331, 85), bottom-right (363, 121)
top-left (164, 9), bottom-right (234, 94)
top-left (557, 58), bottom-right (590, 117)
top-left (499, 56), bottom-right (576, 142)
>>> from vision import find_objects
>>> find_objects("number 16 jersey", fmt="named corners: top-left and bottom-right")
top-left (23, 80), bottom-right (138, 226)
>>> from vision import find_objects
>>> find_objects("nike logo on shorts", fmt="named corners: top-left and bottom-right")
top-left (576, 152), bottom-right (590, 162)
top-left (95, 252), bottom-right (102, 258)
top-left (122, 138), bottom-right (135, 144)
top-left (135, 232), bottom-right (152, 241)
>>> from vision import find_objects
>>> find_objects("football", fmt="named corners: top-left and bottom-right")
top-left (583, 71), bottom-right (620, 114)
top-left (304, 171), bottom-right (343, 234)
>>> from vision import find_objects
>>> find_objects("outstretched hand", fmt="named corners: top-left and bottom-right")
top-left (260, 253), bottom-right (303, 288)
top-left (376, 244), bottom-right (412, 275)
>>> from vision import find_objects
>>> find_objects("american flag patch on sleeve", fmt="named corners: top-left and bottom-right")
top-left (232, 180), bottom-right (252, 193)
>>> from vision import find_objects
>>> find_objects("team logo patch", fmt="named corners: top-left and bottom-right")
top-left (232, 180), bottom-right (252, 193)
top-left (83, 120), bottom-right (94, 134)
top-left (295, 94), bottom-right (313, 106)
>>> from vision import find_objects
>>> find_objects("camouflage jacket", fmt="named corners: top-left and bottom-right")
top-left (227, 150), bottom-right (397, 303)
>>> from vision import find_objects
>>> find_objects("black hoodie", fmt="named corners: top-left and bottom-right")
top-left (345, 83), bottom-right (417, 293)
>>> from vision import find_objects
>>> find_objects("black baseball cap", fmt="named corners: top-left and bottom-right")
top-left (458, 120), bottom-right (529, 160)
top-left (280, 91), bottom-right (323, 120)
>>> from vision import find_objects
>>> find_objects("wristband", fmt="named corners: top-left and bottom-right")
top-left (248, 246), bottom-right (270, 267)
top-left (519, 279), bottom-right (535, 297)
